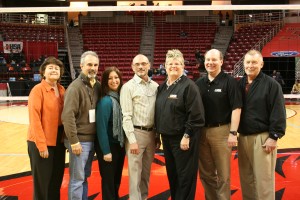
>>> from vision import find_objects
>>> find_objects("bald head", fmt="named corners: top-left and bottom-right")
top-left (205, 49), bottom-right (223, 61)
top-left (204, 49), bottom-right (223, 77)
top-left (132, 54), bottom-right (149, 65)
top-left (131, 54), bottom-right (150, 81)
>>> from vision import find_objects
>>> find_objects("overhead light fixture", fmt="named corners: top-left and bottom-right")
top-left (70, 1), bottom-right (88, 8)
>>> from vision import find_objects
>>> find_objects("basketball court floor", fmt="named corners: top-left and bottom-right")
top-left (0, 97), bottom-right (300, 200)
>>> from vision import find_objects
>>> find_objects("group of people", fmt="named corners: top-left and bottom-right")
top-left (27, 48), bottom-right (286, 200)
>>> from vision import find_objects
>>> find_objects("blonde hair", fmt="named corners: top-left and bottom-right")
top-left (165, 49), bottom-right (185, 66)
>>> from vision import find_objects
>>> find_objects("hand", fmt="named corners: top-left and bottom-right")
top-left (262, 138), bottom-right (277, 153)
top-left (71, 143), bottom-right (82, 155)
top-left (227, 134), bottom-right (238, 148)
top-left (39, 149), bottom-right (49, 158)
top-left (155, 136), bottom-right (161, 150)
top-left (180, 136), bottom-right (190, 151)
top-left (129, 143), bottom-right (140, 155)
top-left (103, 153), bottom-right (112, 162)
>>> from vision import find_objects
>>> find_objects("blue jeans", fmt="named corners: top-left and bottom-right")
top-left (64, 140), bottom-right (94, 200)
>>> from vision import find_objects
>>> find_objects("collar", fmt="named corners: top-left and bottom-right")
top-left (79, 73), bottom-right (89, 82)
top-left (79, 73), bottom-right (98, 86)
top-left (245, 71), bottom-right (264, 84)
top-left (205, 71), bottom-right (224, 85)
top-left (166, 74), bottom-right (183, 87)
top-left (133, 74), bottom-right (151, 84)
top-left (41, 79), bottom-right (62, 92)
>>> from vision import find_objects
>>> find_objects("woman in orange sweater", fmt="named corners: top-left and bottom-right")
top-left (27, 57), bottom-right (65, 200)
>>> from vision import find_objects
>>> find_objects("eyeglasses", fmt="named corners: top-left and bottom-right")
top-left (133, 62), bottom-right (148, 67)
top-left (167, 63), bottom-right (183, 67)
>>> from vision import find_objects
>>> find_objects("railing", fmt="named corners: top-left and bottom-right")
top-left (64, 25), bottom-right (75, 80)
top-left (233, 22), bottom-right (283, 77)
top-left (0, 13), bottom-right (64, 26)
top-left (295, 58), bottom-right (300, 80)
top-left (234, 11), bottom-right (284, 25)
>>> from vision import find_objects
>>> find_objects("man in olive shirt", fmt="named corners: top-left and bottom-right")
top-left (196, 49), bottom-right (242, 200)
top-left (62, 51), bottom-right (100, 200)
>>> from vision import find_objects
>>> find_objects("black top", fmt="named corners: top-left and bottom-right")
top-left (238, 72), bottom-right (286, 140)
top-left (155, 75), bottom-right (205, 137)
top-left (195, 71), bottom-right (242, 125)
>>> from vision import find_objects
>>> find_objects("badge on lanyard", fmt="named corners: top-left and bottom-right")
top-left (89, 109), bottom-right (95, 123)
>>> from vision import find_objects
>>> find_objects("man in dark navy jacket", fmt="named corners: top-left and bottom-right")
top-left (238, 50), bottom-right (286, 200)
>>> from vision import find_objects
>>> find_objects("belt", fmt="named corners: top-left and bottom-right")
top-left (205, 122), bottom-right (228, 127)
top-left (134, 126), bottom-right (153, 132)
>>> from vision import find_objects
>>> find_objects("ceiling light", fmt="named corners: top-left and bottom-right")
top-left (70, 1), bottom-right (88, 8)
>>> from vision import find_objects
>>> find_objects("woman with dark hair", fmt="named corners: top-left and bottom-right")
top-left (95, 66), bottom-right (125, 200)
top-left (27, 56), bottom-right (66, 199)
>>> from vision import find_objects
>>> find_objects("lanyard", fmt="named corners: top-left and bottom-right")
top-left (81, 78), bottom-right (94, 107)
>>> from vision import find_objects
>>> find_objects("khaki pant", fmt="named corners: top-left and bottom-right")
top-left (126, 128), bottom-right (155, 200)
top-left (198, 124), bottom-right (232, 200)
top-left (238, 132), bottom-right (277, 200)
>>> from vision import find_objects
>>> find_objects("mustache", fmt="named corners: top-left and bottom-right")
top-left (88, 69), bottom-right (96, 74)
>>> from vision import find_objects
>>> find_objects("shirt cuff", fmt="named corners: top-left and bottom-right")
top-left (185, 128), bottom-right (193, 137)
top-left (71, 142), bottom-right (80, 147)
top-left (269, 133), bottom-right (279, 141)
top-left (126, 132), bottom-right (137, 144)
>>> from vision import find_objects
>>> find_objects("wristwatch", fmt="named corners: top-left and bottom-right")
top-left (229, 131), bottom-right (237, 136)
top-left (183, 133), bottom-right (190, 138)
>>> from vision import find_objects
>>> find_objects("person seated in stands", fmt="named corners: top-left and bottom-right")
top-left (0, 56), bottom-right (6, 65)
top-left (69, 19), bottom-right (74, 27)
top-left (179, 30), bottom-right (188, 38)
top-left (20, 59), bottom-right (26, 68)
top-left (291, 79), bottom-right (300, 94)
top-left (9, 50), bottom-right (15, 63)
top-left (148, 68), bottom-right (154, 79)
top-left (274, 71), bottom-right (285, 89)
top-left (14, 64), bottom-right (22, 72)
top-left (153, 68), bottom-right (159, 76)
top-left (40, 55), bottom-right (46, 63)
top-left (7, 64), bottom-right (14, 72)
top-left (31, 60), bottom-right (40, 73)
top-left (10, 60), bottom-right (16, 69)
top-left (271, 70), bottom-right (277, 79)
top-left (159, 64), bottom-right (166, 76)
top-left (0, 65), bottom-right (7, 73)
top-left (19, 51), bottom-right (25, 62)
top-left (183, 69), bottom-right (189, 76)
top-left (226, 12), bottom-right (230, 20)
top-left (36, 58), bottom-right (42, 67)
top-left (195, 49), bottom-right (204, 68)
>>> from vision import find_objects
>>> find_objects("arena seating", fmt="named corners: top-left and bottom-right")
top-left (153, 22), bottom-right (217, 81)
top-left (224, 23), bottom-right (280, 72)
top-left (0, 23), bottom-right (65, 48)
top-left (0, 22), bottom-right (64, 81)
top-left (81, 23), bottom-right (142, 82)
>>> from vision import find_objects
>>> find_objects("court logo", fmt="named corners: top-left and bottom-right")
top-left (271, 51), bottom-right (299, 57)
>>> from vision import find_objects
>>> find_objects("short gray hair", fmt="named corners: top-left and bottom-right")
top-left (80, 51), bottom-right (99, 65)
top-left (245, 49), bottom-right (263, 61)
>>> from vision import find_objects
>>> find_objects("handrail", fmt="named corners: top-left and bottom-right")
top-left (65, 25), bottom-right (75, 80)
top-left (0, 13), bottom-right (64, 26)
top-left (234, 11), bottom-right (284, 25)
top-left (233, 22), bottom-right (283, 77)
